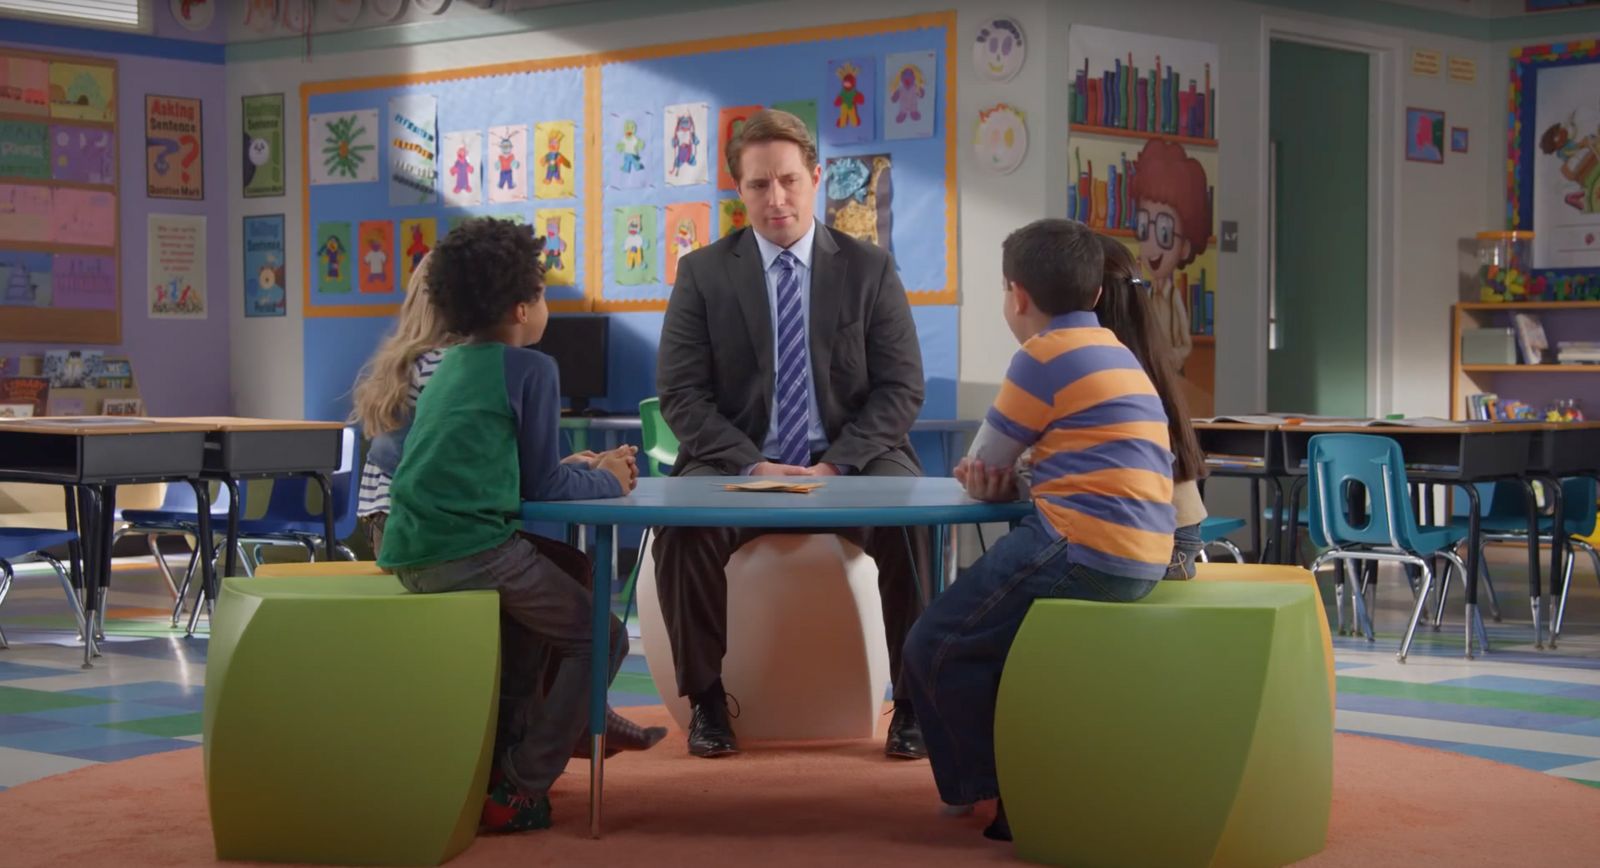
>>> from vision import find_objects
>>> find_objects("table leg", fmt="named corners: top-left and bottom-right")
top-left (76, 486), bottom-right (101, 668)
top-left (1248, 480), bottom-right (1262, 562)
top-left (1519, 478), bottom-right (1544, 649)
top-left (1286, 476), bottom-right (1308, 565)
top-left (1543, 476), bottom-right (1565, 648)
top-left (222, 478), bottom-right (242, 580)
top-left (95, 484), bottom-right (115, 651)
top-left (589, 523), bottom-right (613, 840)
top-left (62, 486), bottom-right (84, 612)
top-left (314, 473), bottom-right (337, 561)
top-left (186, 479), bottom-right (217, 637)
top-left (1461, 484), bottom-right (1487, 658)
top-left (934, 524), bottom-right (948, 596)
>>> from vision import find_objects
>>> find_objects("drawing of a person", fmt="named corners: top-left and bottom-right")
top-left (495, 133), bottom-right (520, 190)
top-left (406, 224), bottom-right (431, 271)
top-left (1130, 138), bottom-right (1210, 369)
top-left (833, 62), bottom-right (865, 128)
top-left (1540, 115), bottom-right (1600, 214)
top-left (726, 201), bottom-right (748, 232)
top-left (617, 118), bottom-right (644, 174)
top-left (543, 217), bottom-right (567, 273)
top-left (890, 64), bottom-right (925, 123)
top-left (364, 235), bottom-right (388, 285)
top-left (256, 255), bottom-right (284, 313)
top-left (542, 129), bottom-right (573, 185)
top-left (318, 235), bottom-right (344, 280)
top-left (670, 112), bottom-right (699, 177)
top-left (624, 213), bottom-right (647, 269)
top-left (673, 217), bottom-right (698, 261)
top-left (450, 145), bottom-right (474, 194)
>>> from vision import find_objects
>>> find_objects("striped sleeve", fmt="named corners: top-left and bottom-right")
top-left (407, 348), bottom-right (446, 404)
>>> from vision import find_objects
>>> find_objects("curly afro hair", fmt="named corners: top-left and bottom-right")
top-left (427, 217), bottom-right (547, 336)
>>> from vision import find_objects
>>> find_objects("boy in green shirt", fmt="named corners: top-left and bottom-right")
top-left (379, 218), bottom-right (656, 833)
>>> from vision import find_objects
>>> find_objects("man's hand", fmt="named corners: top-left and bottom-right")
top-left (958, 459), bottom-right (1018, 503)
top-left (803, 463), bottom-right (842, 477)
top-left (750, 462), bottom-right (810, 477)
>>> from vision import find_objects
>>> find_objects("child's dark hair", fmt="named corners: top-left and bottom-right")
top-left (1095, 234), bottom-right (1206, 484)
top-left (1001, 219), bottom-right (1103, 314)
top-left (428, 218), bottom-right (546, 335)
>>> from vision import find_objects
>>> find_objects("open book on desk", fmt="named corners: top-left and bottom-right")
top-left (1193, 414), bottom-right (1297, 426)
top-left (1292, 416), bottom-right (1465, 429)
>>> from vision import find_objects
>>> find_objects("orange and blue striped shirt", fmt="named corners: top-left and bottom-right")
top-left (984, 311), bottom-right (1176, 580)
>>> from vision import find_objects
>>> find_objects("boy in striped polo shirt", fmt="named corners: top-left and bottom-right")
top-left (901, 218), bottom-right (1176, 841)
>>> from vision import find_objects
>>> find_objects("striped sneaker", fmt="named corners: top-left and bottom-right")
top-left (480, 771), bottom-right (551, 834)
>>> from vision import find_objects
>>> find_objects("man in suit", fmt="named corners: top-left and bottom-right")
top-left (655, 109), bottom-right (928, 760)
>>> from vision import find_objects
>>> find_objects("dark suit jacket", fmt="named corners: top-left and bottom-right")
top-left (656, 222), bottom-right (925, 476)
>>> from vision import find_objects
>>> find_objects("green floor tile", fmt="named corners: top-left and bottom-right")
top-left (1574, 779), bottom-right (1600, 790)
top-left (611, 672), bottom-right (659, 695)
top-left (101, 712), bottom-right (204, 738)
top-left (1336, 676), bottom-right (1600, 718)
top-left (0, 685), bottom-right (110, 714)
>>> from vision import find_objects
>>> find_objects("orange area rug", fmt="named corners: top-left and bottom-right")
top-left (3, 705), bottom-right (1598, 867)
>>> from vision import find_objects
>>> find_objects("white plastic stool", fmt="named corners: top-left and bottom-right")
top-left (637, 533), bottom-right (890, 741)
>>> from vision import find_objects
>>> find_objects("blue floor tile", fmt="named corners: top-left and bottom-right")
top-left (0, 724), bottom-right (187, 754)
top-left (1432, 675), bottom-right (1600, 701)
top-left (24, 701), bottom-right (203, 726)
top-left (0, 715), bottom-right (74, 735)
top-left (101, 637), bottom-right (208, 663)
top-left (0, 662), bottom-right (76, 682)
top-left (59, 737), bottom-right (196, 763)
top-left (1351, 732), bottom-right (1595, 771)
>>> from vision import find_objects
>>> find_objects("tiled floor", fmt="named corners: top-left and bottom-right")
top-left (2, 548), bottom-right (1599, 792)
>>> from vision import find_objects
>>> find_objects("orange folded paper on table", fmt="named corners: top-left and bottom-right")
top-left (721, 480), bottom-right (825, 493)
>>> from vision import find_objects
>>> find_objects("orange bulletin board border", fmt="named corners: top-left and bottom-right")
top-left (0, 47), bottom-right (120, 344)
top-left (298, 12), bottom-right (958, 318)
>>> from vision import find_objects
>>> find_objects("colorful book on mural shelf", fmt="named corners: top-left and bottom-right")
top-left (1067, 146), bottom-right (1214, 238)
top-left (1069, 54), bottom-right (1214, 139)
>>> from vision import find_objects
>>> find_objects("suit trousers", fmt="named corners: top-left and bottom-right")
top-left (651, 457), bottom-right (930, 701)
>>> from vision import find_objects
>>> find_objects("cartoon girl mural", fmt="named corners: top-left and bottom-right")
top-left (1540, 114), bottom-right (1600, 214)
top-left (617, 118), bottom-right (645, 175)
top-left (1130, 138), bottom-right (1211, 369)
top-left (834, 62), bottom-right (865, 128)
top-left (890, 63), bottom-right (926, 124)
top-left (671, 112), bottom-right (699, 177)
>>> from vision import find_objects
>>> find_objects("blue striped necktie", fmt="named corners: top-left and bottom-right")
top-left (772, 250), bottom-right (811, 467)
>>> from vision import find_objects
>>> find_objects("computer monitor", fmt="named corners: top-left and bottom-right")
top-left (530, 314), bottom-right (609, 414)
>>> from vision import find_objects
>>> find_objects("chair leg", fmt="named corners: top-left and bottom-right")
top-left (620, 527), bottom-right (651, 626)
top-left (146, 534), bottom-right (182, 600)
top-left (234, 542), bottom-right (256, 577)
top-left (1553, 540), bottom-right (1600, 644)
top-left (1433, 555), bottom-right (1454, 631)
top-left (0, 560), bottom-right (13, 649)
top-left (39, 553), bottom-right (88, 639)
top-left (1440, 549), bottom-right (1488, 656)
top-left (1478, 541), bottom-right (1504, 622)
top-left (171, 546), bottom-right (200, 627)
top-left (1334, 561), bottom-right (1350, 636)
top-left (1311, 553), bottom-right (1346, 636)
top-left (1349, 562), bottom-right (1375, 643)
top-left (1400, 558), bottom-right (1437, 663)
top-left (335, 544), bottom-right (356, 562)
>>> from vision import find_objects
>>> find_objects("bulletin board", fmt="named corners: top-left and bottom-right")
top-left (0, 48), bottom-right (120, 343)
top-left (592, 14), bottom-right (956, 311)
top-left (301, 58), bottom-right (590, 316)
top-left (1506, 40), bottom-right (1600, 300)
top-left (299, 12), bottom-right (956, 318)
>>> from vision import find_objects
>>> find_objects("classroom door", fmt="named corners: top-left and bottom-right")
top-left (1267, 41), bottom-right (1369, 417)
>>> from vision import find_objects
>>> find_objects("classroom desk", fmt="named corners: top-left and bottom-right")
top-left (162, 418), bottom-right (345, 633)
top-left (1194, 422), bottom-right (1287, 562)
top-left (1522, 422), bottom-right (1600, 646)
top-left (1276, 422), bottom-right (1543, 656)
top-left (521, 476), bottom-right (1030, 838)
top-left (0, 417), bottom-right (213, 667)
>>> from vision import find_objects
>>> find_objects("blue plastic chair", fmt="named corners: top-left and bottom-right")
top-left (1197, 516), bottom-right (1247, 562)
top-left (0, 527), bottom-right (86, 649)
top-left (232, 427), bottom-right (361, 568)
top-left (120, 481), bottom-right (245, 624)
top-left (1305, 434), bottom-right (1477, 661)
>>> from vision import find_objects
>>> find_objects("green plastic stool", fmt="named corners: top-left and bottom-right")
top-left (204, 575), bottom-right (500, 866)
top-left (995, 580), bottom-right (1332, 868)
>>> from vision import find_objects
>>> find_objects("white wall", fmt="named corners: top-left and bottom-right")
top-left (229, 0), bottom-right (1515, 422)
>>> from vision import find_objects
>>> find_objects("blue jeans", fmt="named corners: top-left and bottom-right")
top-left (901, 514), bottom-right (1158, 805)
top-left (1168, 522), bottom-right (1202, 580)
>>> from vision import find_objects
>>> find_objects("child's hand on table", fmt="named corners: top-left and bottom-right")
top-left (955, 458), bottom-right (1018, 503)
top-left (597, 446), bottom-right (638, 492)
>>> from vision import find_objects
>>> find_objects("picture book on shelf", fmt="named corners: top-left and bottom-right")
top-left (42, 349), bottom-right (104, 389)
top-left (1512, 313), bottom-right (1549, 364)
top-left (0, 377), bottom-right (50, 416)
top-left (0, 402), bottom-right (34, 418)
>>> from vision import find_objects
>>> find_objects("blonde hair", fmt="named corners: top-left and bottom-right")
top-left (349, 252), bottom-right (457, 436)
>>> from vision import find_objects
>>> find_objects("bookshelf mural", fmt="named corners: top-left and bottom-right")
top-left (1068, 25), bottom-right (1220, 416)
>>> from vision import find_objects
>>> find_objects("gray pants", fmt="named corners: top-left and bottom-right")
top-left (395, 531), bottom-right (627, 797)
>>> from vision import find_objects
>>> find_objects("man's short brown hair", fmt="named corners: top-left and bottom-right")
top-left (725, 109), bottom-right (818, 184)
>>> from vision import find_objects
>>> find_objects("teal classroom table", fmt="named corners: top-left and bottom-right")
top-left (522, 475), bottom-right (1029, 838)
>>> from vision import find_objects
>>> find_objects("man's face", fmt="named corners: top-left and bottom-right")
top-left (737, 140), bottom-right (820, 248)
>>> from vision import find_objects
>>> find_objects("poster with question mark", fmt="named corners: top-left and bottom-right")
top-left (145, 94), bottom-right (204, 200)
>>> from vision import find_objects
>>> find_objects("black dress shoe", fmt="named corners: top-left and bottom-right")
top-left (687, 699), bottom-right (739, 758)
top-left (884, 703), bottom-right (927, 760)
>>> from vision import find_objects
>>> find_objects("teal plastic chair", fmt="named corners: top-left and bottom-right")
top-left (1459, 477), bottom-right (1599, 647)
top-left (1305, 434), bottom-right (1476, 661)
top-left (620, 398), bottom-right (680, 620)
top-left (1197, 516), bottom-right (1247, 562)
